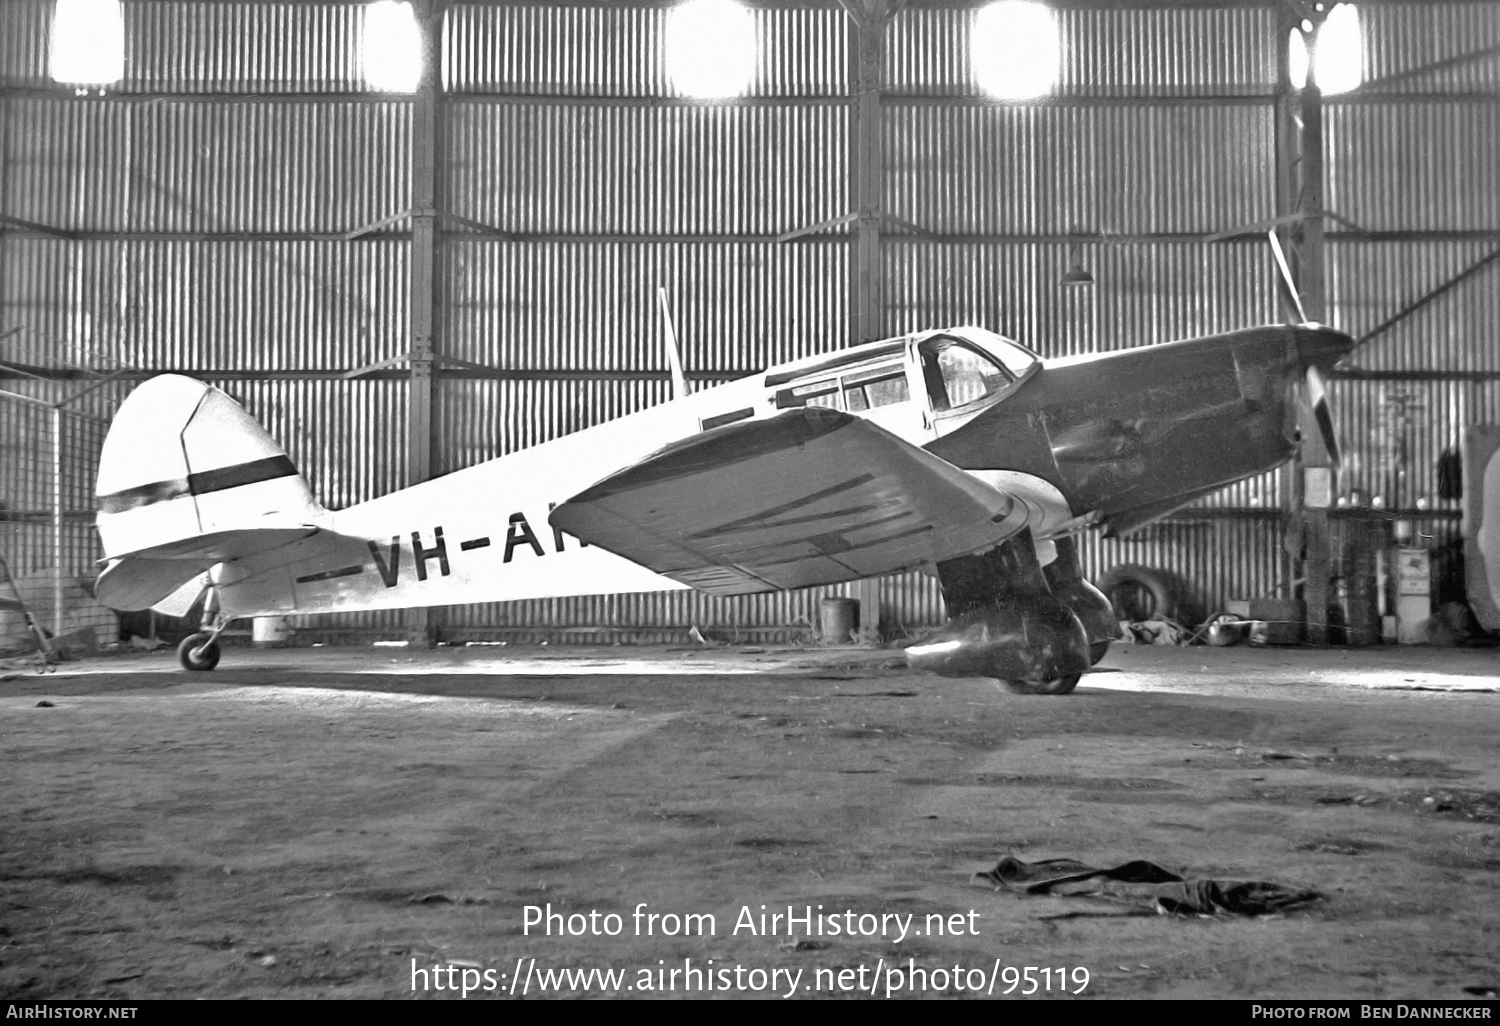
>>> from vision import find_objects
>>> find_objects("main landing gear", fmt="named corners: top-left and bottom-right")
top-left (1044, 534), bottom-right (1120, 671)
top-left (905, 529), bottom-right (1118, 695)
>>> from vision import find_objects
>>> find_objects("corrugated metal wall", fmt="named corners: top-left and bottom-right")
top-left (1322, 1), bottom-right (1500, 599)
top-left (2, 1), bottom-right (1495, 642)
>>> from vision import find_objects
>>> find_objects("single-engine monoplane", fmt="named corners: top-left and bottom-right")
top-left (94, 309), bottom-right (1352, 693)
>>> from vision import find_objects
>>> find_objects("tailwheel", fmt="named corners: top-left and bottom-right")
top-left (1001, 673), bottom-right (1082, 696)
top-left (177, 633), bottom-right (221, 672)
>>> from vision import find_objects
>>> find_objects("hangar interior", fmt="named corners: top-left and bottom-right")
top-left (2, 0), bottom-right (1498, 651)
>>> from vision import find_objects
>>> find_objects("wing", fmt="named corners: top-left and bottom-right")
top-left (548, 407), bottom-right (1038, 595)
top-left (95, 527), bottom-right (317, 611)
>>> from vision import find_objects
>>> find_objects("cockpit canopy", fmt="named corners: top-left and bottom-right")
top-left (765, 326), bottom-right (1040, 418)
top-left (914, 327), bottom-right (1039, 413)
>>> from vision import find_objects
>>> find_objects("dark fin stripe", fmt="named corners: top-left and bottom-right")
top-left (98, 455), bottom-right (298, 516)
top-left (97, 478), bottom-right (190, 515)
top-left (187, 455), bottom-right (298, 496)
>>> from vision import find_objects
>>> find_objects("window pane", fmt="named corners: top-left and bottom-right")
top-left (936, 346), bottom-right (1008, 409)
top-left (779, 378), bottom-right (841, 410)
top-left (865, 374), bottom-right (910, 408)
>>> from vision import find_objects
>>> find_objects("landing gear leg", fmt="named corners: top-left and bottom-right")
top-left (1042, 534), bottom-right (1121, 667)
top-left (178, 590), bottom-right (229, 672)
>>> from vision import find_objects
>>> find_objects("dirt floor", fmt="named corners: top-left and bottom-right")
top-left (2, 640), bottom-right (1498, 1000)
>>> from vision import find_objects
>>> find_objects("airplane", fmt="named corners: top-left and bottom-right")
top-left (91, 317), bottom-right (1355, 694)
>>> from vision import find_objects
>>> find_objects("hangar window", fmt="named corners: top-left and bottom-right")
top-left (663, 0), bottom-right (756, 99)
top-left (1288, 4), bottom-right (1362, 94)
top-left (363, 1), bottom-right (423, 93)
top-left (50, 0), bottom-right (124, 86)
top-left (971, 1), bottom-right (1059, 100)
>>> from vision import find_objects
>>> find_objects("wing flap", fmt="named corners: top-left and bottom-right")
top-left (549, 408), bottom-right (1034, 594)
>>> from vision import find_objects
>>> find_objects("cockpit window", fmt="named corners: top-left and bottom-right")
top-left (919, 337), bottom-right (1013, 412)
top-left (786, 378), bottom-right (839, 409)
top-left (842, 364), bottom-right (909, 412)
top-left (776, 362), bottom-right (910, 413)
top-left (954, 326), bottom-right (1039, 379)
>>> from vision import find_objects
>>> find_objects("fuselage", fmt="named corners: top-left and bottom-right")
top-left (215, 323), bottom-right (1354, 618)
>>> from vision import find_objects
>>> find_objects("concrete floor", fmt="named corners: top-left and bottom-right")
top-left (2, 641), bottom-right (1497, 1000)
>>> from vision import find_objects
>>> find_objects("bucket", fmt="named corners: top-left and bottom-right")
top-left (818, 598), bottom-right (858, 645)
top-left (252, 615), bottom-right (291, 648)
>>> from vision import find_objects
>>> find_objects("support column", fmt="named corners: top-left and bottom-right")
top-left (406, 0), bottom-right (441, 647)
top-left (1273, 16), bottom-right (1303, 615)
top-left (51, 405), bottom-right (63, 635)
top-left (850, 0), bottom-right (885, 346)
top-left (1298, 31), bottom-right (1334, 648)
top-left (849, 1), bottom-right (886, 644)
top-left (1277, 8), bottom-right (1335, 647)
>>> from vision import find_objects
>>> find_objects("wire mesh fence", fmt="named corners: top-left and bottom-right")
top-left (0, 332), bottom-right (120, 655)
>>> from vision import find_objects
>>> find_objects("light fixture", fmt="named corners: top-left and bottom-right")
top-left (50, 0), bottom-right (124, 87)
top-left (663, 0), bottom-right (756, 99)
top-left (972, 1), bottom-right (1060, 101)
top-left (363, 1), bottom-right (422, 94)
top-left (1059, 262), bottom-right (1094, 287)
top-left (1287, 3), bottom-right (1362, 94)
top-left (1059, 236), bottom-right (1094, 288)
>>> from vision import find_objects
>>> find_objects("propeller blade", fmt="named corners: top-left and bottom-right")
top-left (1305, 363), bottom-right (1341, 467)
top-left (658, 287), bottom-right (689, 401)
top-left (1268, 230), bottom-right (1309, 324)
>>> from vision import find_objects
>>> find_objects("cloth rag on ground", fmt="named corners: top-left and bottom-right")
top-left (974, 856), bottom-right (1323, 916)
top-left (1119, 618), bottom-right (1190, 645)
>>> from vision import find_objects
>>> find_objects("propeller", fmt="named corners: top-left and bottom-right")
top-left (1268, 230), bottom-right (1342, 468)
top-left (657, 287), bottom-right (689, 401)
top-left (1303, 360), bottom-right (1341, 468)
top-left (1268, 230), bottom-right (1308, 325)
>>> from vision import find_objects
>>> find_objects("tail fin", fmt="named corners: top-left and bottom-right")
top-left (95, 376), bottom-right (323, 610)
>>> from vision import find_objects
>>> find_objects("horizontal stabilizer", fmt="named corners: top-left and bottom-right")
top-left (154, 571), bottom-right (212, 618)
top-left (97, 559), bottom-right (208, 613)
top-left (96, 527), bottom-right (318, 611)
top-left (550, 408), bottom-right (1035, 594)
